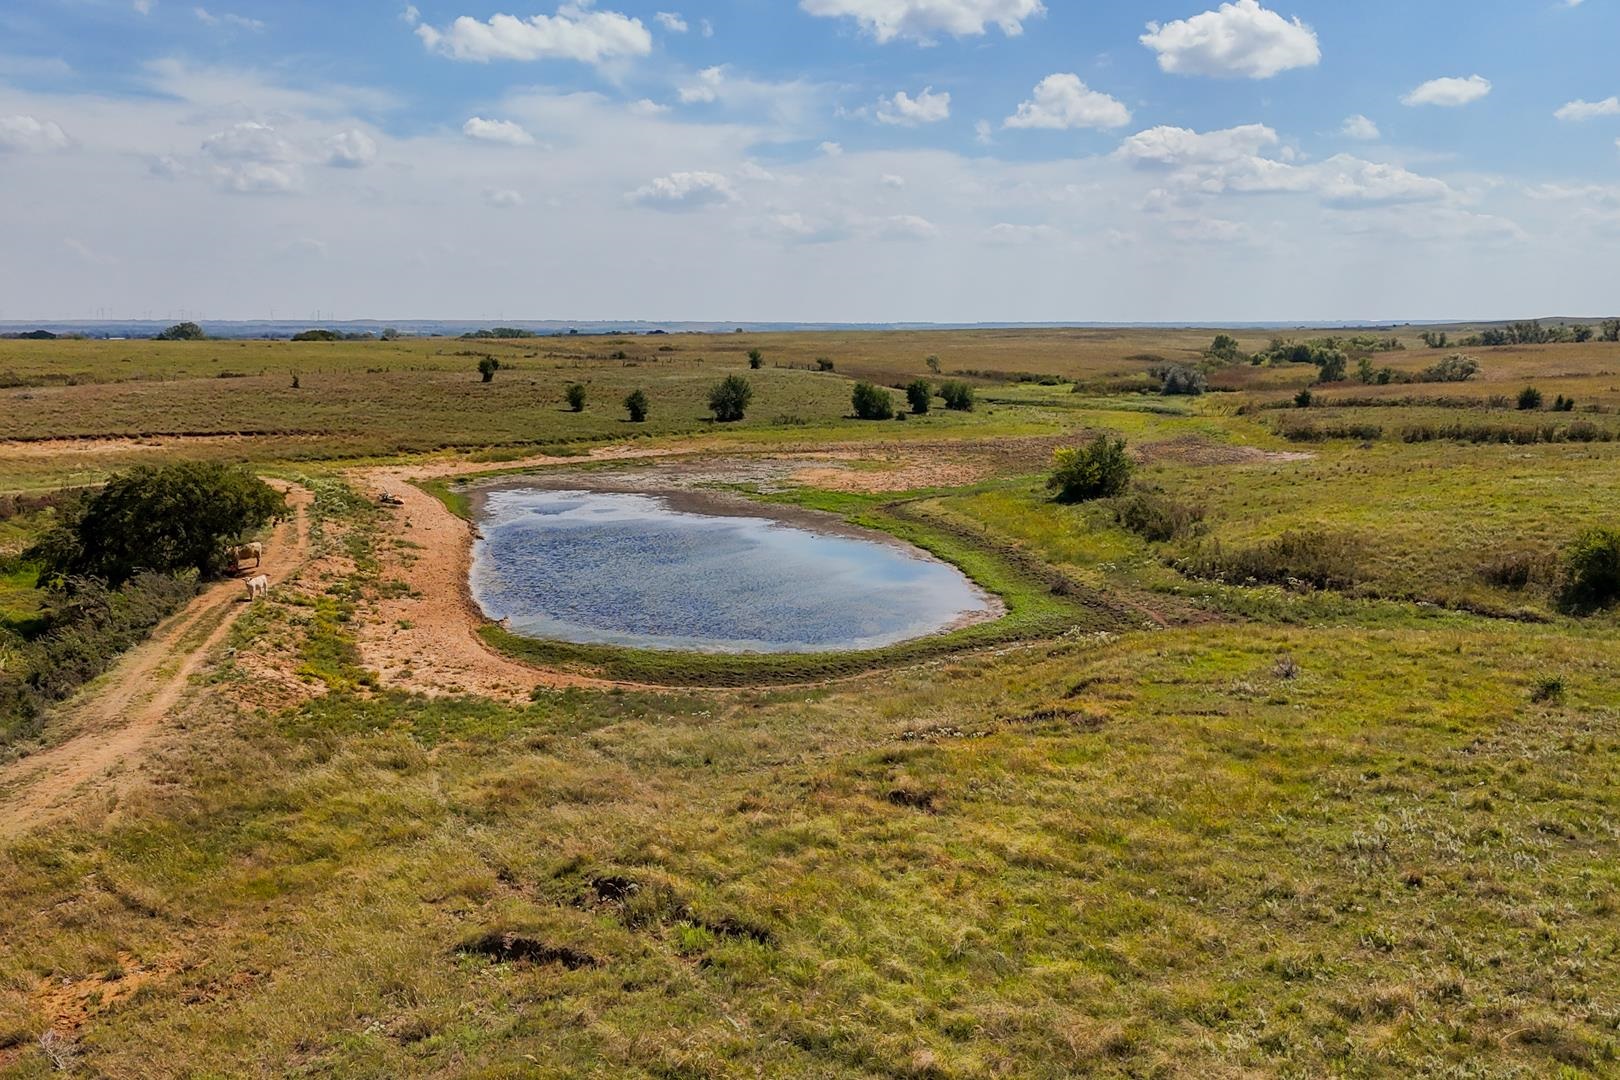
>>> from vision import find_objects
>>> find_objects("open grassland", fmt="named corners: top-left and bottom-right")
top-left (3, 326), bottom-right (1620, 1077)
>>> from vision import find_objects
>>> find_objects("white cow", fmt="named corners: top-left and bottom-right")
top-left (237, 542), bottom-right (264, 568)
top-left (245, 574), bottom-right (270, 601)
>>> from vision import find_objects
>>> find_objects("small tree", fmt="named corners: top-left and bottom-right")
top-left (624, 389), bottom-right (649, 423)
top-left (1419, 330), bottom-right (1449, 349)
top-left (1048, 437), bottom-right (1133, 504)
top-left (1602, 319), bottom-right (1620, 343)
top-left (566, 383), bottom-right (587, 412)
top-left (478, 356), bottom-right (500, 383)
top-left (1554, 394), bottom-right (1576, 413)
top-left (380, 327), bottom-right (401, 341)
top-left (816, 357), bottom-right (836, 372)
top-left (925, 355), bottom-right (941, 374)
top-left (1313, 349), bottom-right (1348, 384)
top-left (1155, 365), bottom-right (1206, 396)
top-left (155, 321), bottom-right (205, 341)
top-left (1517, 386), bottom-right (1544, 411)
top-left (939, 380), bottom-right (975, 412)
top-left (1295, 388), bottom-right (1314, 408)
top-left (708, 375), bottom-right (753, 422)
top-left (1559, 527), bottom-right (1620, 612)
top-left (1207, 334), bottom-right (1242, 362)
top-left (1356, 356), bottom-right (1375, 384)
top-left (27, 462), bottom-right (285, 587)
top-left (851, 382), bottom-right (894, 420)
top-left (747, 348), bottom-right (764, 370)
top-left (906, 379), bottom-right (932, 415)
top-left (1572, 324), bottom-right (1595, 343)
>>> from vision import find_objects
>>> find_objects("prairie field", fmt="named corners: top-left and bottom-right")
top-left (2, 327), bottom-right (1619, 1078)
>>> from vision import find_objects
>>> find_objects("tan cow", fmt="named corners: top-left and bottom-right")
top-left (237, 542), bottom-right (264, 568)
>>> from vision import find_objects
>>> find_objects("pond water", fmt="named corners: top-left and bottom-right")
top-left (469, 488), bottom-right (995, 654)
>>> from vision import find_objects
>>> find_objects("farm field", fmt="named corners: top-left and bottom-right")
top-left (2, 327), bottom-right (1619, 1078)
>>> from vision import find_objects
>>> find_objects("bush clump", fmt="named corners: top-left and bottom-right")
top-left (1417, 355), bottom-right (1480, 383)
top-left (478, 356), bottom-right (500, 383)
top-left (1517, 386), bottom-right (1543, 411)
top-left (747, 348), bottom-right (764, 370)
top-left (27, 462), bottom-right (286, 588)
top-left (566, 383), bottom-right (587, 412)
top-left (1558, 527), bottom-right (1620, 613)
top-left (1112, 487), bottom-right (1206, 542)
top-left (1177, 529), bottom-right (1362, 591)
top-left (906, 380), bottom-right (932, 415)
top-left (1154, 365), bottom-right (1207, 396)
top-left (154, 321), bottom-right (205, 341)
top-left (939, 381), bottom-right (975, 412)
top-left (0, 573), bottom-right (198, 746)
top-left (708, 375), bottom-right (753, 423)
top-left (624, 389), bottom-right (649, 423)
top-left (851, 382), bottom-right (894, 421)
top-left (1048, 436), bottom-right (1133, 504)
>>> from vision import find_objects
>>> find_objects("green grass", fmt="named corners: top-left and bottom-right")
top-left (7, 329), bottom-right (1620, 1077)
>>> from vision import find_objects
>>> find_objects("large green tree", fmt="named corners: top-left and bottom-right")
top-left (30, 463), bottom-right (286, 587)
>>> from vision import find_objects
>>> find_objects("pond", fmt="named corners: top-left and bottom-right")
top-left (469, 488), bottom-right (998, 654)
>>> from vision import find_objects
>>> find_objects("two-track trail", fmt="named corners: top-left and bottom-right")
top-left (0, 483), bottom-right (312, 838)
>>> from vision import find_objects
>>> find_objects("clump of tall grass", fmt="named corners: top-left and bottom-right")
top-left (1175, 529), bottom-right (1362, 591)
top-left (1111, 486), bottom-right (1206, 542)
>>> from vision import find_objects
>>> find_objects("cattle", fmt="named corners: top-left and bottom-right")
top-left (237, 542), bottom-right (264, 568)
top-left (245, 574), bottom-right (270, 601)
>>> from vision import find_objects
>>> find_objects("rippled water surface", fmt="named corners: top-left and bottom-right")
top-left (470, 488), bottom-right (992, 653)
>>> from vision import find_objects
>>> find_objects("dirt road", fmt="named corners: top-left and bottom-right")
top-left (0, 483), bottom-right (312, 838)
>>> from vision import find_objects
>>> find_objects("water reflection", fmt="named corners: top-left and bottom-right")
top-left (470, 489), bottom-right (992, 653)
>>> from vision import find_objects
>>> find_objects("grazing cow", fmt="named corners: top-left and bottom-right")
top-left (238, 541), bottom-right (264, 568)
top-left (245, 574), bottom-right (270, 601)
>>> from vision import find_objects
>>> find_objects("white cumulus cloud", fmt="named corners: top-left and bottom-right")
top-left (325, 129), bottom-right (377, 168)
top-left (628, 170), bottom-right (738, 211)
top-left (800, 0), bottom-right (1045, 44)
top-left (1141, 0), bottom-right (1320, 79)
top-left (0, 115), bottom-right (71, 153)
top-left (1402, 75), bottom-right (1491, 108)
top-left (876, 87), bottom-right (951, 126)
top-left (417, 5), bottom-right (652, 65)
top-left (483, 188), bottom-right (525, 208)
top-left (462, 117), bottom-right (536, 145)
top-left (679, 66), bottom-right (725, 104)
top-left (1005, 74), bottom-right (1130, 130)
top-left (1555, 97), bottom-right (1620, 122)
top-left (655, 11), bottom-right (688, 32)
top-left (1340, 114), bottom-right (1379, 140)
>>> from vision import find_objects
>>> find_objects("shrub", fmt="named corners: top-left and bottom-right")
top-left (1276, 419), bottom-right (1383, 442)
top-left (851, 382), bottom-right (894, 420)
top-left (1417, 355), bottom-right (1480, 383)
top-left (1314, 350), bottom-right (1349, 384)
top-left (1518, 386), bottom-right (1543, 411)
top-left (1177, 529), bottom-right (1361, 591)
top-left (1295, 388), bottom-right (1314, 408)
top-left (27, 462), bottom-right (286, 588)
top-left (1207, 334), bottom-right (1243, 362)
top-left (624, 389), bottom-right (649, 423)
top-left (1048, 437), bottom-right (1133, 504)
top-left (0, 572), bottom-right (198, 746)
top-left (906, 379), bottom-right (932, 415)
top-left (816, 357), bottom-right (836, 372)
top-left (708, 375), bottom-right (753, 422)
top-left (1113, 487), bottom-right (1206, 542)
top-left (478, 356), bottom-right (500, 383)
top-left (925, 355), bottom-right (941, 374)
top-left (566, 383), bottom-right (587, 412)
top-left (292, 329), bottom-right (341, 342)
top-left (1558, 527), bottom-right (1620, 612)
top-left (154, 321), bottom-right (205, 341)
top-left (1554, 395), bottom-right (1576, 412)
top-left (1530, 676), bottom-right (1566, 705)
top-left (747, 348), bottom-right (764, 370)
top-left (1154, 364), bottom-right (1207, 396)
top-left (939, 381), bottom-right (975, 412)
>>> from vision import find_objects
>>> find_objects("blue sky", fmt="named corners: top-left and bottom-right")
top-left (1, 0), bottom-right (1617, 321)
